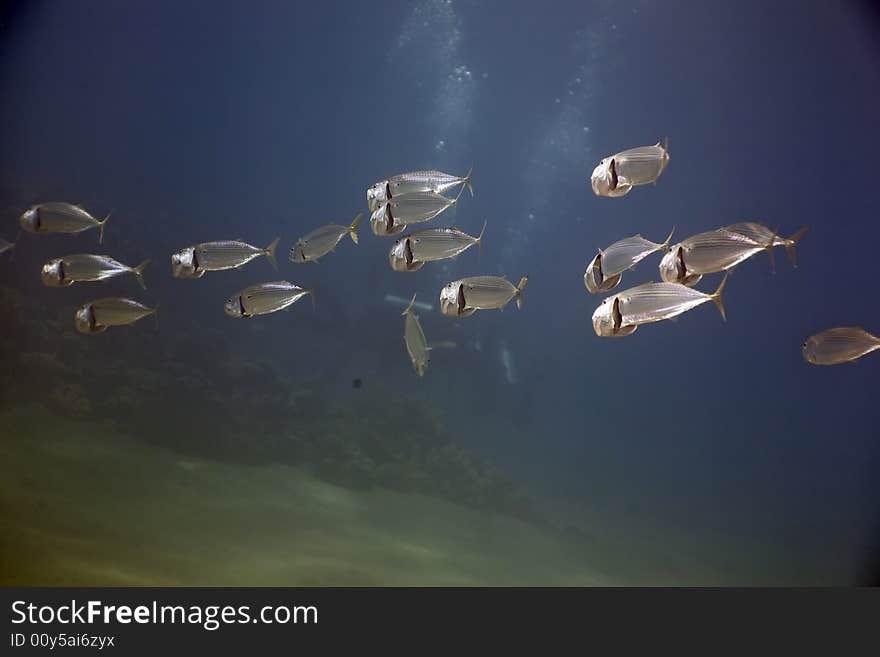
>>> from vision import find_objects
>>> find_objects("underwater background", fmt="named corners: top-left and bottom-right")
top-left (1, 0), bottom-right (879, 585)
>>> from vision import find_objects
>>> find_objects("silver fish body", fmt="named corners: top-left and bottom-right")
top-left (591, 141), bottom-right (670, 197)
top-left (290, 214), bottom-right (362, 263)
top-left (41, 254), bottom-right (150, 290)
top-left (585, 229), bottom-right (674, 294)
top-left (224, 281), bottom-right (313, 318)
top-left (75, 297), bottom-right (157, 334)
top-left (402, 294), bottom-right (431, 377)
top-left (660, 223), bottom-right (809, 285)
top-left (440, 275), bottom-right (528, 317)
top-left (368, 166), bottom-right (473, 212)
top-left (389, 222), bottom-right (485, 272)
top-left (592, 275), bottom-right (727, 337)
top-left (19, 203), bottom-right (111, 243)
top-left (660, 231), bottom-right (768, 283)
top-left (376, 191), bottom-right (457, 228)
top-left (188, 237), bottom-right (279, 273)
top-left (802, 327), bottom-right (880, 365)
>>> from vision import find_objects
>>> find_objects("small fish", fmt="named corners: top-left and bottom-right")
top-left (372, 190), bottom-right (460, 233)
top-left (389, 221), bottom-right (486, 272)
top-left (19, 203), bottom-right (111, 243)
top-left (75, 297), bottom-right (157, 334)
top-left (289, 213), bottom-right (362, 263)
top-left (590, 140), bottom-right (670, 197)
top-left (440, 275), bottom-right (528, 317)
top-left (584, 228), bottom-right (674, 294)
top-left (592, 274), bottom-right (727, 337)
top-left (367, 165), bottom-right (473, 211)
top-left (802, 327), bottom-right (880, 366)
top-left (659, 224), bottom-right (807, 285)
top-left (41, 254), bottom-right (151, 290)
top-left (224, 280), bottom-right (313, 318)
top-left (402, 294), bottom-right (431, 377)
top-left (171, 237), bottom-right (279, 278)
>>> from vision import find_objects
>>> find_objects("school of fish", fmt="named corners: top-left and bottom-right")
top-left (3, 144), bottom-right (874, 374)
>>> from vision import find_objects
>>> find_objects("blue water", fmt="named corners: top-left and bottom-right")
top-left (1, 0), bottom-right (878, 584)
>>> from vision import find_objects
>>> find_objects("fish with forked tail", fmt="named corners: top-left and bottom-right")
top-left (290, 214), bottom-right (362, 263)
top-left (19, 203), bottom-right (112, 243)
top-left (41, 254), bottom-right (151, 290)
top-left (172, 237), bottom-right (279, 278)
top-left (367, 165), bottom-right (473, 211)
top-left (224, 281), bottom-right (313, 318)
top-left (592, 274), bottom-right (728, 337)
top-left (440, 275), bottom-right (528, 317)
top-left (75, 298), bottom-right (157, 334)
top-left (591, 140), bottom-right (670, 197)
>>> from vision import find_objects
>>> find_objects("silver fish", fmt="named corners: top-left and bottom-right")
top-left (41, 254), bottom-right (151, 290)
top-left (372, 190), bottom-right (460, 231)
top-left (584, 228), bottom-right (674, 294)
top-left (659, 224), bottom-right (807, 285)
top-left (289, 214), bottom-right (362, 263)
top-left (367, 166), bottom-right (473, 211)
top-left (75, 297), bottom-right (157, 334)
top-left (389, 222), bottom-right (486, 272)
top-left (802, 327), bottom-right (880, 366)
top-left (19, 203), bottom-right (111, 243)
top-left (224, 280), bottom-right (313, 318)
top-left (171, 237), bottom-right (279, 277)
top-left (592, 274), bottom-right (727, 337)
top-left (440, 275), bottom-right (528, 317)
top-left (591, 140), bottom-right (670, 197)
top-left (402, 294), bottom-right (431, 378)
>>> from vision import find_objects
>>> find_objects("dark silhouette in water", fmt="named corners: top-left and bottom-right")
top-left (352, 378), bottom-right (363, 389)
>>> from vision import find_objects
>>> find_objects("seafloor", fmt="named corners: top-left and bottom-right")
top-left (0, 404), bottom-right (815, 586)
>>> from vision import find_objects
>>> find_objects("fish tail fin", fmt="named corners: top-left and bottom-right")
top-left (476, 219), bottom-right (487, 264)
top-left (463, 163), bottom-right (474, 197)
top-left (349, 212), bottom-right (363, 244)
top-left (711, 273), bottom-right (728, 322)
top-left (784, 226), bottom-right (809, 268)
top-left (98, 210), bottom-right (112, 244)
top-left (660, 225), bottom-right (675, 252)
top-left (133, 258), bottom-right (151, 291)
top-left (402, 293), bottom-right (417, 316)
top-left (515, 275), bottom-right (528, 310)
top-left (264, 236), bottom-right (280, 271)
top-left (308, 287), bottom-right (316, 311)
top-left (152, 303), bottom-right (160, 330)
top-left (663, 135), bottom-right (670, 152)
